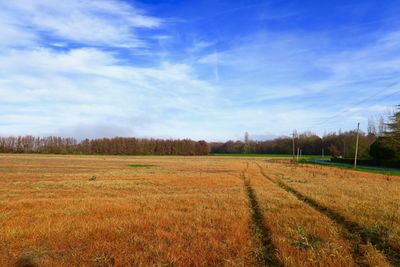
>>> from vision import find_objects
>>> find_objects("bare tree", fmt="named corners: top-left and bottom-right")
top-left (378, 116), bottom-right (386, 136)
top-left (243, 132), bottom-right (250, 154)
top-left (367, 116), bottom-right (376, 136)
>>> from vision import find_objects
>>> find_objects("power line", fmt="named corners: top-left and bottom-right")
top-left (304, 80), bottom-right (400, 130)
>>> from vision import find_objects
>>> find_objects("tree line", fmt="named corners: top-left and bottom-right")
top-left (369, 105), bottom-right (400, 160)
top-left (1, 106), bottom-right (398, 159)
top-left (210, 130), bottom-right (376, 158)
top-left (211, 106), bottom-right (400, 161)
top-left (0, 136), bottom-right (209, 155)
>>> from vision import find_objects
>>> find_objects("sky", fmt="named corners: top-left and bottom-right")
top-left (0, 0), bottom-right (400, 141)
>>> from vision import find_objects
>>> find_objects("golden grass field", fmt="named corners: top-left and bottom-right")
top-left (0, 154), bottom-right (399, 266)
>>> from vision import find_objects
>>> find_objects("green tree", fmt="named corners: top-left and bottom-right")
top-left (386, 105), bottom-right (400, 148)
top-left (369, 137), bottom-right (397, 160)
top-left (369, 105), bottom-right (400, 160)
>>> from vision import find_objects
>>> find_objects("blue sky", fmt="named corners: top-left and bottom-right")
top-left (0, 0), bottom-right (399, 141)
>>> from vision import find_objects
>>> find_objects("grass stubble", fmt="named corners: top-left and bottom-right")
top-left (0, 154), bottom-right (398, 266)
top-left (257, 159), bottom-right (399, 266)
top-left (246, 163), bottom-right (358, 266)
top-left (240, 167), bottom-right (281, 266)
top-left (0, 154), bottom-right (254, 266)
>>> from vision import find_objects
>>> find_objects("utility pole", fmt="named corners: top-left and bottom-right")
top-left (292, 130), bottom-right (296, 162)
top-left (354, 122), bottom-right (360, 168)
top-left (297, 147), bottom-right (300, 162)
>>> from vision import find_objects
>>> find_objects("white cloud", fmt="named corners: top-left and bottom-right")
top-left (187, 40), bottom-right (216, 53)
top-left (0, 0), bottom-right (162, 48)
top-left (0, 47), bottom-right (222, 138)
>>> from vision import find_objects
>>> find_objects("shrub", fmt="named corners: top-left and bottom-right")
top-left (369, 137), bottom-right (397, 160)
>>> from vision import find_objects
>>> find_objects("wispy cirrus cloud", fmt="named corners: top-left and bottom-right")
top-left (194, 25), bottom-right (400, 135)
top-left (0, 0), bottom-right (162, 48)
top-left (0, 46), bottom-right (223, 138)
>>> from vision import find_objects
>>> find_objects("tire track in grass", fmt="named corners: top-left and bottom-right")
top-left (256, 163), bottom-right (400, 266)
top-left (240, 171), bottom-right (281, 267)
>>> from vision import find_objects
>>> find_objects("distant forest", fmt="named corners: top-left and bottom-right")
top-left (0, 131), bottom-right (381, 157)
top-left (210, 130), bottom-right (376, 158)
top-left (211, 107), bottom-right (400, 161)
top-left (1, 106), bottom-right (398, 158)
top-left (0, 137), bottom-right (209, 156)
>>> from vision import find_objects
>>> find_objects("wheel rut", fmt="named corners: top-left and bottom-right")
top-left (241, 167), bottom-right (281, 266)
top-left (257, 163), bottom-right (400, 266)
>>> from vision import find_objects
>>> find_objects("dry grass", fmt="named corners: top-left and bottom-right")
top-left (0, 154), bottom-right (398, 266)
top-left (245, 163), bottom-right (359, 267)
top-left (256, 158), bottom-right (399, 266)
top-left (0, 154), bottom-right (253, 266)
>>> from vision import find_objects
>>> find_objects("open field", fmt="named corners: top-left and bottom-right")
top-left (212, 153), bottom-right (297, 157)
top-left (300, 159), bottom-right (400, 176)
top-left (212, 153), bottom-right (330, 159)
top-left (1, 154), bottom-right (399, 266)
